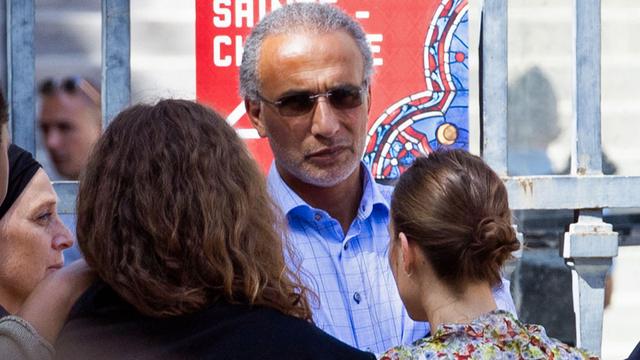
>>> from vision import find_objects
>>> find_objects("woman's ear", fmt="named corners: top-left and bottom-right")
top-left (398, 232), bottom-right (415, 277)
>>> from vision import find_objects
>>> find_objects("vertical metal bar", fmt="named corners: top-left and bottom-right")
top-left (562, 210), bottom-right (617, 356)
top-left (6, 0), bottom-right (35, 154)
top-left (572, 0), bottom-right (602, 175)
top-left (480, 0), bottom-right (508, 176)
top-left (53, 182), bottom-right (79, 214)
top-left (1, 1), bottom-right (7, 94)
top-left (101, 0), bottom-right (131, 127)
top-left (565, 1), bottom-right (612, 355)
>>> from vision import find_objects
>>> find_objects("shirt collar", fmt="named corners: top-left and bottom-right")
top-left (267, 162), bottom-right (310, 216)
top-left (358, 163), bottom-right (390, 219)
top-left (266, 161), bottom-right (390, 219)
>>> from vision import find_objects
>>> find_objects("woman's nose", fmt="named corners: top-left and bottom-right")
top-left (51, 217), bottom-right (74, 251)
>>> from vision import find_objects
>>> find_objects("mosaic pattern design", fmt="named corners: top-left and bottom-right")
top-left (364, 0), bottom-right (469, 180)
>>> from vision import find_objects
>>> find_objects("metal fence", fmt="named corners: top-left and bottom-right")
top-left (4, 0), bottom-right (638, 356)
top-left (5, 0), bottom-right (130, 213)
top-left (482, 0), bottom-right (640, 355)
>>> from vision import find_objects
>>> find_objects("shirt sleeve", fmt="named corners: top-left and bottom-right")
top-left (0, 315), bottom-right (55, 360)
top-left (492, 277), bottom-right (518, 317)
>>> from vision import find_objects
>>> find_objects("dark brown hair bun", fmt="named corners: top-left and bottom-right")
top-left (467, 215), bottom-right (519, 285)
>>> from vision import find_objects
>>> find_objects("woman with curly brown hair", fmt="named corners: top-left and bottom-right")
top-left (379, 149), bottom-right (595, 359)
top-left (54, 99), bottom-right (374, 359)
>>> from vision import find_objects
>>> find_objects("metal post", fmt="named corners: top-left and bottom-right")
top-left (6, 0), bottom-right (35, 154)
top-left (504, 225), bottom-right (524, 279)
top-left (101, 0), bottom-right (131, 127)
top-left (480, 0), bottom-right (507, 176)
top-left (53, 182), bottom-right (80, 214)
top-left (562, 210), bottom-right (617, 355)
top-left (562, 0), bottom-right (617, 355)
top-left (572, 0), bottom-right (602, 177)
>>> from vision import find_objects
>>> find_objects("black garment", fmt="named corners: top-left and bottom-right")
top-left (0, 304), bottom-right (9, 317)
top-left (629, 341), bottom-right (640, 360)
top-left (0, 144), bottom-right (41, 219)
top-left (55, 282), bottom-right (375, 360)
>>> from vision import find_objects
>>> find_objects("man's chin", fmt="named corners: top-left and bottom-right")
top-left (298, 162), bottom-right (360, 188)
top-left (53, 163), bottom-right (66, 173)
top-left (54, 165), bottom-right (77, 179)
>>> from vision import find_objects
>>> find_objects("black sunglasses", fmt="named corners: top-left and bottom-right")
top-left (39, 77), bottom-right (101, 106)
top-left (258, 84), bottom-right (367, 117)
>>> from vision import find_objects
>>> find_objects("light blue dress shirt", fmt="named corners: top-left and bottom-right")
top-left (267, 162), bottom-right (517, 354)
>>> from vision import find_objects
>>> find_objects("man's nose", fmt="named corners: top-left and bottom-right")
top-left (310, 98), bottom-right (340, 138)
top-left (45, 130), bottom-right (63, 150)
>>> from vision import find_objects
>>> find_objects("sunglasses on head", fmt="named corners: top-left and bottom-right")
top-left (258, 83), bottom-right (367, 117)
top-left (39, 76), bottom-right (101, 106)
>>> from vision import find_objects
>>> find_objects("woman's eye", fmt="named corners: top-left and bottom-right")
top-left (36, 212), bottom-right (52, 223)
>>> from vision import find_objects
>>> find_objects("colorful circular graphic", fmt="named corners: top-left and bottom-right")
top-left (364, 0), bottom-right (469, 180)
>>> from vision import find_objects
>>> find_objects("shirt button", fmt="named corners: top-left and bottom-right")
top-left (314, 213), bottom-right (322, 221)
top-left (343, 242), bottom-right (349, 250)
top-left (353, 292), bottom-right (361, 304)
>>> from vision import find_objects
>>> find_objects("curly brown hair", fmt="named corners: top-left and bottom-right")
top-left (77, 99), bottom-right (312, 320)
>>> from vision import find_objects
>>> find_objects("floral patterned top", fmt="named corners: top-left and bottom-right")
top-left (379, 310), bottom-right (597, 360)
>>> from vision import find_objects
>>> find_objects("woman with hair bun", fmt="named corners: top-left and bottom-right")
top-left (380, 149), bottom-right (595, 359)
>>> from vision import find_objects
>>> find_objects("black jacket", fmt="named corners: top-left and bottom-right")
top-left (55, 282), bottom-right (375, 360)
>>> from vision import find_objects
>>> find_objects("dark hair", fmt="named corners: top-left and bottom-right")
top-left (390, 149), bottom-right (520, 293)
top-left (38, 76), bottom-right (101, 107)
top-left (77, 99), bottom-right (312, 320)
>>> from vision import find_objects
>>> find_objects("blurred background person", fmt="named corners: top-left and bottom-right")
top-left (38, 77), bottom-right (101, 180)
top-left (380, 150), bottom-right (595, 359)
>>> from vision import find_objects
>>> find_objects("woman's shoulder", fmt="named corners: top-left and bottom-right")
top-left (378, 311), bottom-right (597, 360)
top-left (59, 291), bottom-right (374, 360)
top-left (243, 306), bottom-right (375, 359)
top-left (523, 320), bottom-right (597, 359)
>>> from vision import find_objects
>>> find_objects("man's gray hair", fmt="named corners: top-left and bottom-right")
top-left (239, 3), bottom-right (373, 100)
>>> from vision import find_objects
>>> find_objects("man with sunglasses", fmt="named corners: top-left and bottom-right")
top-left (240, 3), bottom-right (516, 354)
top-left (38, 77), bottom-right (101, 180)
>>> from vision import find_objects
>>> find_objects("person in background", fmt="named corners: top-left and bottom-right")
top-left (38, 77), bottom-right (101, 180)
top-left (0, 88), bottom-right (94, 359)
top-left (380, 149), bottom-right (596, 359)
top-left (54, 99), bottom-right (375, 359)
top-left (240, 3), bottom-right (516, 352)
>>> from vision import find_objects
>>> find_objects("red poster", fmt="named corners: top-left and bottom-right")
top-left (196, 0), bottom-right (469, 179)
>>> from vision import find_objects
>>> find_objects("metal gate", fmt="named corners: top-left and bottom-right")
top-left (482, 0), bottom-right (640, 355)
top-left (4, 0), bottom-right (639, 356)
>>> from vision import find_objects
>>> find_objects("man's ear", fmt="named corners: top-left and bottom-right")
top-left (398, 232), bottom-right (415, 276)
top-left (245, 98), bottom-right (268, 138)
